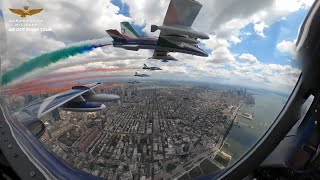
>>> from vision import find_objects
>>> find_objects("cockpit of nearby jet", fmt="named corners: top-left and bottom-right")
top-left (1, 0), bottom-right (320, 179)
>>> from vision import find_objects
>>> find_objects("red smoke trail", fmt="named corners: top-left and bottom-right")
top-left (4, 67), bottom-right (136, 91)
top-left (4, 75), bottom-right (128, 95)
top-left (8, 81), bottom-right (123, 96)
top-left (26, 82), bottom-right (123, 96)
top-left (7, 76), bottom-right (125, 94)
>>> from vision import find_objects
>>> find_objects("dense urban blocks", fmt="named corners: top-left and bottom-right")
top-left (37, 81), bottom-right (254, 179)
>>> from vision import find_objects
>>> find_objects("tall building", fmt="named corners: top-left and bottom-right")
top-left (94, 118), bottom-right (103, 130)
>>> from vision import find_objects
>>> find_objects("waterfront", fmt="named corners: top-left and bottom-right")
top-left (222, 90), bottom-right (288, 163)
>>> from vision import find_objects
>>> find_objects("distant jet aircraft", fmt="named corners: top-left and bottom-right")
top-left (143, 64), bottom-right (162, 71)
top-left (134, 72), bottom-right (150, 77)
top-left (106, 0), bottom-right (208, 62)
top-left (128, 80), bottom-right (141, 84)
top-left (12, 83), bottom-right (120, 137)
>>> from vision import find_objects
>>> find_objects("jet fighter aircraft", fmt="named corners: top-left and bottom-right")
top-left (106, 0), bottom-right (208, 62)
top-left (134, 72), bottom-right (150, 77)
top-left (143, 64), bottom-right (162, 71)
top-left (128, 80), bottom-right (141, 84)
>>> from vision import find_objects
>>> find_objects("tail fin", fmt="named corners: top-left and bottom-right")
top-left (121, 21), bottom-right (140, 38)
top-left (106, 29), bottom-right (127, 42)
top-left (144, 64), bottom-right (148, 68)
top-left (135, 72), bottom-right (138, 76)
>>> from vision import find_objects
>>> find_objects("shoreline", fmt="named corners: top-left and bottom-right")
top-left (219, 102), bottom-right (243, 149)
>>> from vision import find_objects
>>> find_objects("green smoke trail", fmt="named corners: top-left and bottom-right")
top-left (2, 44), bottom-right (106, 85)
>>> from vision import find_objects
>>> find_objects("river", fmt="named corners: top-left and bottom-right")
top-left (222, 90), bottom-right (288, 163)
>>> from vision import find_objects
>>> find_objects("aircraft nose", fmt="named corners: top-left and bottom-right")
top-left (112, 94), bottom-right (121, 100)
top-left (107, 94), bottom-right (120, 102)
top-left (197, 47), bottom-right (209, 57)
top-left (186, 43), bottom-right (208, 57)
top-left (194, 47), bottom-right (208, 57)
top-left (106, 94), bottom-right (120, 102)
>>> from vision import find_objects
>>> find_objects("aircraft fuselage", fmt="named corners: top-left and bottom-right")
top-left (113, 37), bottom-right (208, 57)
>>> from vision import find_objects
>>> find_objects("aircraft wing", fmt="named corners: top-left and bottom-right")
top-left (163, 0), bottom-right (202, 28)
top-left (152, 0), bottom-right (207, 53)
top-left (156, 0), bottom-right (203, 40)
top-left (21, 83), bottom-right (101, 118)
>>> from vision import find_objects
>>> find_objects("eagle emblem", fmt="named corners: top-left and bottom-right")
top-left (9, 6), bottom-right (43, 18)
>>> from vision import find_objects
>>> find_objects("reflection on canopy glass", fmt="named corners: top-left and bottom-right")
top-left (0, 0), bottom-right (312, 179)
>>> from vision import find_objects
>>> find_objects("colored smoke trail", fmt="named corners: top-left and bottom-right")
top-left (20, 82), bottom-right (123, 96)
top-left (2, 44), bottom-right (108, 85)
top-left (4, 67), bottom-right (136, 91)
top-left (3, 74), bottom-right (128, 95)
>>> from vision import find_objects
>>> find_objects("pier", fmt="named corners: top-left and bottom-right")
top-left (238, 112), bottom-right (253, 120)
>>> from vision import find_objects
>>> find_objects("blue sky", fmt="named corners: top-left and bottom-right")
top-left (231, 8), bottom-right (308, 67)
top-left (111, 0), bottom-right (130, 17)
top-left (112, 0), bottom-right (146, 37)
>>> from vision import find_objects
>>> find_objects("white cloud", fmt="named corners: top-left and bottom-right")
top-left (239, 53), bottom-right (258, 64)
top-left (0, 0), bottom-right (132, 68)
top-left (277, 40), bottom-right (297, 57)
top-left (202, 35), bottom-right (235, 63)
top-left (209, 46), bottom-right (236, 63)
top-left (195, 0), bottom-right (313, 41)
top-left (254, 22), bottom-right (268, 37)
top-left (120, 0), bottom-right (169, 36)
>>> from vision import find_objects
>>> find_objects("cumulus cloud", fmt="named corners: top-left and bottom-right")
top-left (0, 0), bottom-right (131, 68)
top-left (202, 35), bottom-right (235, 63)
top-left (208, 46), bottom-right (235, 63)
top-left (239, 53), bottom-right (258, 64)
top-left (120, 0), bottom-right (169, 36)
top-left (277, 40), bottom-right (297, 57)
top-left (254, 22), bottom-right (268, 37)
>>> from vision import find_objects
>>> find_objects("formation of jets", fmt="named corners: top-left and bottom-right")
top-left (17, 0), bottom-right (208, 134)
top-left (106, 0), bottom-right (208, 78)
top-left (15, 0), bottom-right (207, 166)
